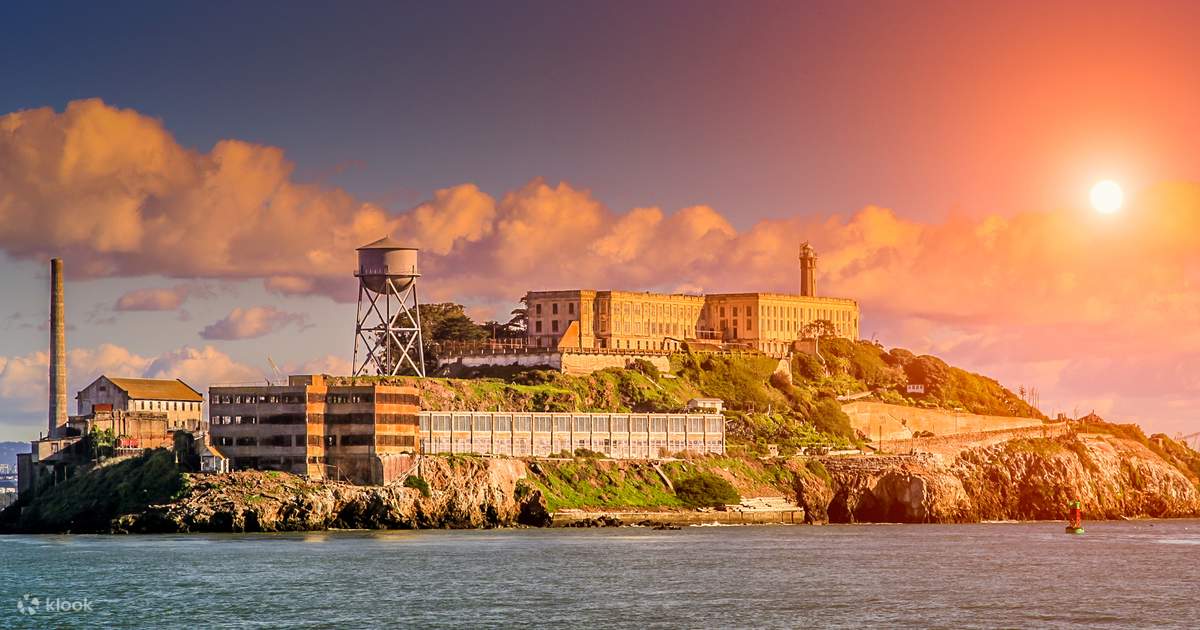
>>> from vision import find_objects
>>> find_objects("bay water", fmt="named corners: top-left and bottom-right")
top-left (3, 520), bottom-right (1198, 628)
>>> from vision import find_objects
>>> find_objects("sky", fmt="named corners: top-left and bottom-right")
top-left (2, 0), bottom-right (1199, 440)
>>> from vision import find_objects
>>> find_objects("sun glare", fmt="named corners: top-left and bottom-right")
top-left (1090, 180), bottom-right (1124, 214)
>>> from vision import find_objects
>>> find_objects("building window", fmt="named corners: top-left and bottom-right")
top-left (552, 303), bottom-right (559, 315)
top-left (568, 303), bottom-right (574, 315)
top-left (551, 320), bottom-right (559, 333)
top-left (747, 319), bottom-right (752, 331)
top-left (536, 303), bottom-right (542, 315)
top-left (535, 321), bottom-right (543, 333)
top-left (732, 306), bottom-right (738, 317)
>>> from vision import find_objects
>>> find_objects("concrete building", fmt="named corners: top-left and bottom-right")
top-left (76, 376), bottom-right (204, 431)
top-left (523, 243), bottom-right (858, 355)
top-left (687, 398), bottom-right (725, 413)
top-left (208, 375), bottom-right (420, 484)
top-left (525, 290), bottom-right (859, 355)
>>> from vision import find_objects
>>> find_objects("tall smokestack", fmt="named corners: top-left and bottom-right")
top-left (49, 258), bottom-right (66, 437)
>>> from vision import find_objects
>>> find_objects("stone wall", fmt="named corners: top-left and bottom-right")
top-left (841, 401), bottom-right (1044, 442)
top-left (559, 352), bottom-right (670, 376)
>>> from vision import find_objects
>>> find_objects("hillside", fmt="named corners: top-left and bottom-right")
top-left (343, 340), bottom-right (1044, 453)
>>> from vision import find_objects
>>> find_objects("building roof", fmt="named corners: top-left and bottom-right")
top-left (357, 235), bottom-right (413, 250)
top-left (105, 377), bottom-right (203, 402)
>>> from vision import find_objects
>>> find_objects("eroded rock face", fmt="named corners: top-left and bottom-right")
top-left (801, 436), bottom-right (1200, 524)
top-left (117, 457), bottom-right (544, 534)
top-left (791, 473), bottom-right (833, 524)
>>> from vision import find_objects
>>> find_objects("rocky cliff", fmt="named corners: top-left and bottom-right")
top-left (5, 433), bottom-right (1198, 533)
top-left (808, 434), bottom-right (1200, 523)
top-left (120, 456), bottom-right (551, 533)
top-left (1, 454), bottom-right (549, 534)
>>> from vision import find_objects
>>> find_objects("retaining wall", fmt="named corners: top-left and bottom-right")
top-left (842, 401), bottom-right (1044, 442)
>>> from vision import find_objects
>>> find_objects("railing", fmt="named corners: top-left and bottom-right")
top-left (434, 340), bottom-right (766, 358)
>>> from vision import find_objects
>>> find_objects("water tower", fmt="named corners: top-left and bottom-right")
top-left (352, 236), bottom-right (425, 377)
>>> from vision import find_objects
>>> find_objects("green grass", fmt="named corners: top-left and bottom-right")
top-left (9, 449), bottom-right (183, 532)
top-left (526, 460), bottom-right (683, 512)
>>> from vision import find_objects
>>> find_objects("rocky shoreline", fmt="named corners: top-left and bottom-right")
top-left (3, 432), bottom-right (1198, 534)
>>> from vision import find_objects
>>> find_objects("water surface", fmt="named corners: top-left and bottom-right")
top-left (3, 520), bottom-right (1198, 628)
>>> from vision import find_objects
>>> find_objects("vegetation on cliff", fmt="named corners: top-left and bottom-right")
top-left (0, 449), bottom-right (184, 533)
top-left (397, 338), bottom-right (1041, 450)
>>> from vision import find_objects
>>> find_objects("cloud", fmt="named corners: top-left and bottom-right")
top-left (0, 99), bottom-right (398, 288)
top-left (5, 100), bottom-right (1200, 434)
top-left (114, 284), bottom-right (215, 311)
top-left (0, 343), bottom-right (253, 438)
top-left (199, 306), bottom-right (307, 340)
top-left (284, 354), bottom-right (352, 376)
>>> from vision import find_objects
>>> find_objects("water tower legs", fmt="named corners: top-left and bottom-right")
top-left (353, 277), bottom-right (425, 377)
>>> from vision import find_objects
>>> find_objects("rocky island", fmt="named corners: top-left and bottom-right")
top-left (5, 342), bottom-right (1199, 534)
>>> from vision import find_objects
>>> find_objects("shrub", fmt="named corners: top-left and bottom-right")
top-left (808, 399), bottom-right (855, 440)
top-left (628, 358), bottom-right (661, 381)
top-left (674, 472), bottom-right (740, 508)
top-left (511, 369), bottom-right (562, 386)
top-left (792, 352), bottom-right (825, 381)
top-left (403, 475), bottom-right (431, 498)
top-left (805, 459), bottom-right (832, 484)
top-left (574, 448), bottom-right (604, 459)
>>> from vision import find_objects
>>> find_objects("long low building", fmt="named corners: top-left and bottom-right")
top-left (419, 411), bottom-right (725, 458)
top-left (206, 375), bottom-right (728, 483)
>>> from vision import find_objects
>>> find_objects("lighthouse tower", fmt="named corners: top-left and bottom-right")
top-left (799, 242), bottom-right (818, 297)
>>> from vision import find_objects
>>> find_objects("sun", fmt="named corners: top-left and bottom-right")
top-left (1090, 180), bottom-right (1124, 214)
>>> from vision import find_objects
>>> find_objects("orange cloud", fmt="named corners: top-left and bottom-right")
top-left (114, 284), bottom-right (216, 311)
top-left (199, 306), bottom-right (308, 340)
top-left (5, 99), bottom-right (1200, 433)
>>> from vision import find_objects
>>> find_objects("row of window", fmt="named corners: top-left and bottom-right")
top-left (419, 414), bottom-right (723, 434)
top-left (211, 392), bottom-right (420, 406)
top-left (214, 433), bottom-right (398, 447)
top-left (130, 400), bottom-right (200, 412)
top-left (534, 302), bottom-right (576, 316)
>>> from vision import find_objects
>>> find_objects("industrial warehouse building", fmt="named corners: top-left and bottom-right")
top-left (76, 375), bottom-right (204, 431)
top-left (208, 375), bottom-right (421, 485)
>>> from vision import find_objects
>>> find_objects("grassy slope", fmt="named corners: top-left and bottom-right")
top-left (1, 449), bottom-right (185, 533)
top-left (526, 455), bottom-right (824, 512)
top-left (406, 340), bottom-right (1042, 453)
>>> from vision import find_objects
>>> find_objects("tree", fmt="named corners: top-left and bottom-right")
top-left (801, 319), bottom-right (838, 340)
top-left (507, 295), bottom-right (529, 333)
top-left (377, 303), bottom-right (486, 375)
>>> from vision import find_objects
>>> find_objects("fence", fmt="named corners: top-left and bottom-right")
top-left (417, 411), bottom-right (725, 459)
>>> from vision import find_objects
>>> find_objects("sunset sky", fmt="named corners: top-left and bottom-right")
top-left (2, 1), bottom-right (1199, 440)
